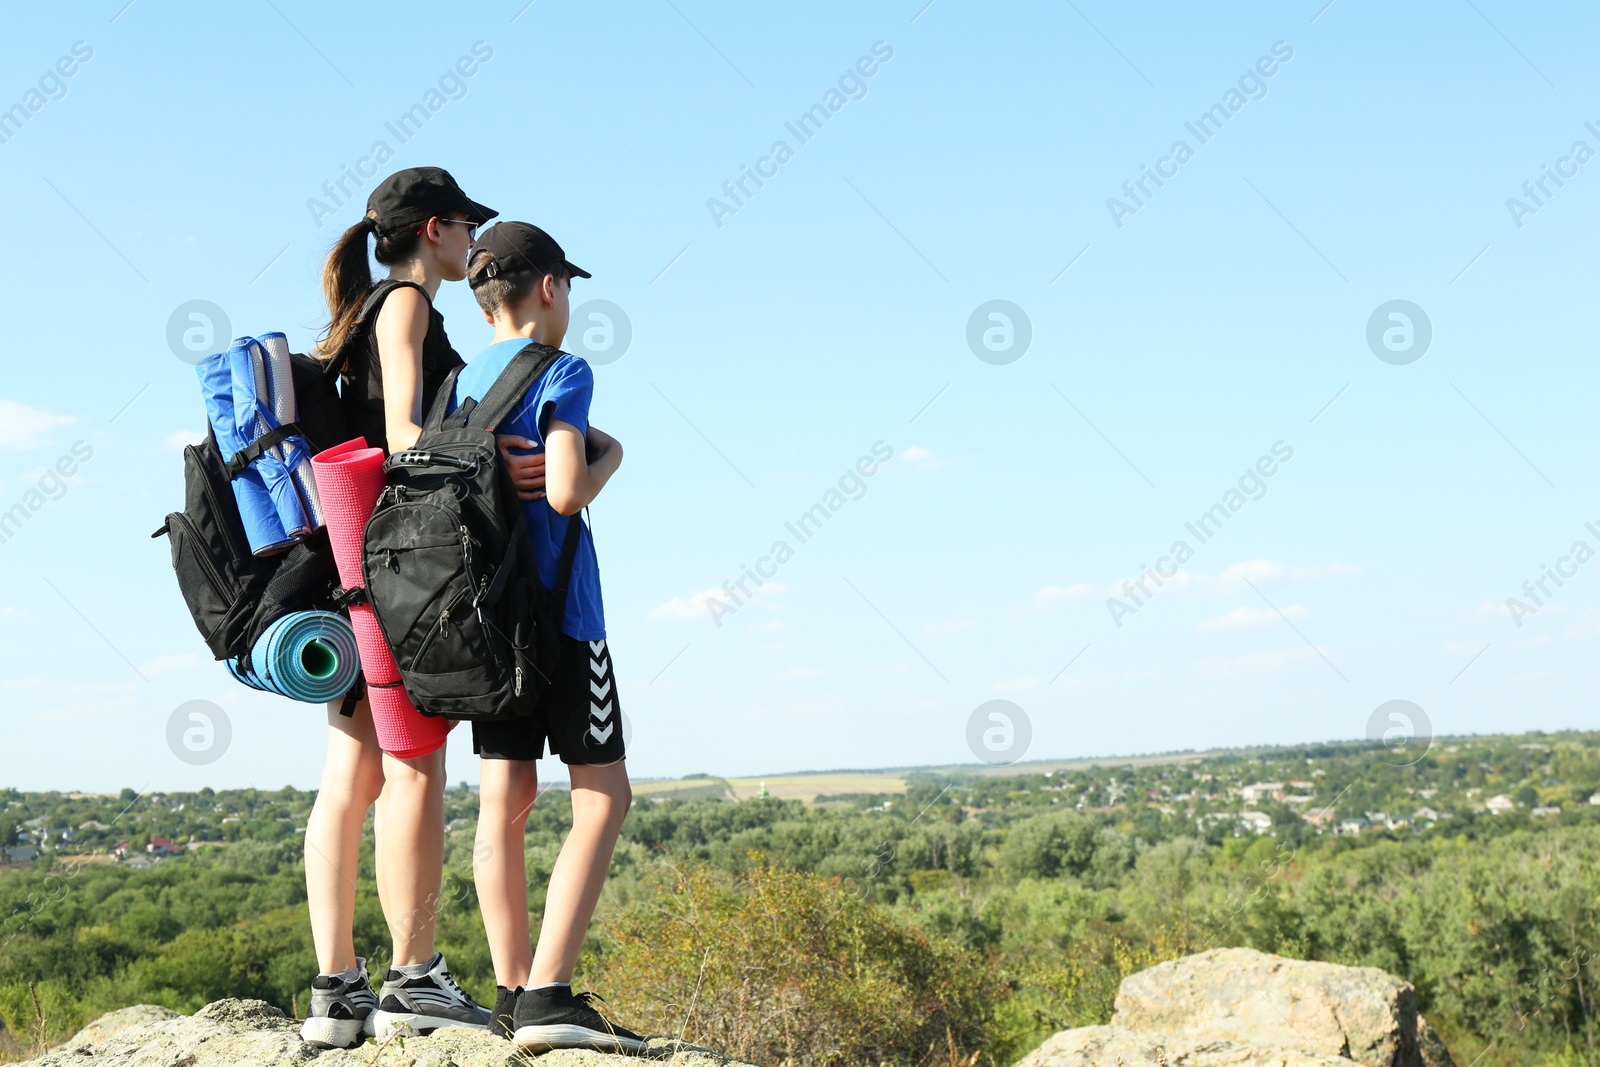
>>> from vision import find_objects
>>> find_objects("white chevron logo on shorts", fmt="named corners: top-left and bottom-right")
top-left (589, 657), bottom-right (606, 676)
top-left (590, 700), bottom-right (614, 723)
top-left (589, 721), bottom-right (614, 743)
top-left (590, 677), bottom-right (612, 700)
top-left (589, 640), bottom-right (606, 656)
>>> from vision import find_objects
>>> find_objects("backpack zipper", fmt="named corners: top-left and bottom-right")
top-left (167, 512), bottom-right (230, 601)
top-left (189, 446), bottom-right (246, 560)
top-left (410, 590), bottom-right (469, 670)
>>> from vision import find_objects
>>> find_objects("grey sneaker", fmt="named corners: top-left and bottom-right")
top-left (371, 953), bottom-right (491, 1038)
top-left (299, 957), bottom-right (378, 1049)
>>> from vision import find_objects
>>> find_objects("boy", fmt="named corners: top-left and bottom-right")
top-left (452, 221), bottom-right (642, 1052)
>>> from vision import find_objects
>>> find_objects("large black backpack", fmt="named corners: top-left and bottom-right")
top-left (154, 280), bottom-right (415, 674)
top-left (361, 342), bottom-right (581, 722)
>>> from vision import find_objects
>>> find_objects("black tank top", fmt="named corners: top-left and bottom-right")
top-left (341, 281), bottom-right (464, 454)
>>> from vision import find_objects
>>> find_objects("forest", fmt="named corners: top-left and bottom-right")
top-left (4, 730), bottom-right (1599, 1066)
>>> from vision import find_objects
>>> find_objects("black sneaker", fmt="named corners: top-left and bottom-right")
top-left (370, 953), bottom-right (491, 1038)
top-left (511, 986), bottom-right (646, 1053)
top-left (298, 957), bottom-right (378, 1049)
top-left (489, 985), bottom-right (521, 1040)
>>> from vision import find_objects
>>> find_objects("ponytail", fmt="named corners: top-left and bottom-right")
top-left (317, 214), bottom-right (423, 360)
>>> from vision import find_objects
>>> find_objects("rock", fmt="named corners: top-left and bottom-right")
top-left (1111, 949), bottom-right (1453, 1067)
top-left (1022, 949), bottom-right (1457, 1067)
top-left (15, 997), bottom-right (765, 1067)
top-left (55, 1004), bottom-right (180, 1049)
top-left (1015, 1025), bottom-right (1361, 1067)
top-left (18, 997), bottom-right (315, 1067)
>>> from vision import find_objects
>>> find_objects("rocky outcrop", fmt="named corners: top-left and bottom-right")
top-left (14, 997), bottom-right (760, 1067)
top-left (10, 949), bottom-right (1455, 1067)
top-left (1018, 948), bottom-right (1456, 1067)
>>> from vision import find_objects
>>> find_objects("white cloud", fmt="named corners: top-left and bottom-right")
top-left (1217, 559), bottom-right (1288, 584)
top-left (1199, 604), bottom-right (1309, 632)
top-left (0, 399), bottom-right (73, 449)
top-left (900, 445), bottom-right (939, 469)
top-left (0, 606), bottom-right (33, 624)
top-left (924, 618), bottom-right (974, 635)
top-left (646, 588), bottom-right (723, 622)
top-left (746, 619), bottom-right (786, 635)
top-left (782, 667), bottom-right (823, 681)
top-left (1216, 560), bottom-right (1362, 589)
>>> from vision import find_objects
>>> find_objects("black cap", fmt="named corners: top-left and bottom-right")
top-left (366, 167), bottom-right (497, 236)
top-left (468, 221), bottom-right (591, 288)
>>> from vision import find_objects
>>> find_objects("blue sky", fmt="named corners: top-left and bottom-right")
top-left (0, 0), bottom-right (1595, 792)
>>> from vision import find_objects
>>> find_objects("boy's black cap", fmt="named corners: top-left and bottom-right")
top-left (366, 167), bottom-right (497, 235)
top-left (469, 221), bottom-right (591, 287)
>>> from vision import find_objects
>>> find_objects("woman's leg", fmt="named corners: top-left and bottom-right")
top-left (528, 760), bottom-right (631, 985)
top-left (305, 698), bottom-right (385, 975)
top-left (474, 759), bottom-right (539, 986)
top-left (375, 745), bottom-right (448, 965)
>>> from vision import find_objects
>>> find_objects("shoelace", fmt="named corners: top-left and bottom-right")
top-left (571, 991), bottom-right (626, 1037)
top-left (435, 964), bottom-right (476, 1006)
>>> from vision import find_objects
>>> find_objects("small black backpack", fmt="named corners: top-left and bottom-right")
top-left (155, 280), bottom-right (414, 673)
top-left (361, 342), bottom-right (581, 721)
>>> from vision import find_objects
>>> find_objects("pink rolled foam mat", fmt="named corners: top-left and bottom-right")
top-left (311, 438), bottom-right (454, 760)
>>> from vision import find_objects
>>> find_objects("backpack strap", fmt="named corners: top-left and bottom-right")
top-left (473, 501), bottom-right (584, 614)
top-left (338, 673), bottom-right (364, 718)
top-left (420, 363), bottom-right (466, 437)
top-left (224, 423), bottom-right (303, 477)
top-left (551, 508), bottom-right (584, 629)
top-left (319, 279), bottom-right (425, 380)
top-left (464, 343), bottom-right (566, 432)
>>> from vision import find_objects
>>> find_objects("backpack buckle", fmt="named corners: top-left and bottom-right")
top-left (389, 450), bottom-right (478, 476)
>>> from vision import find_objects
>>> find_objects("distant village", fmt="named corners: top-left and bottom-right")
top-left (4, 733), bottom-right (1596, 868)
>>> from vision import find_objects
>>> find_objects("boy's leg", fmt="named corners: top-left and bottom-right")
top-left (475, 757), bottom-right (540, 987)
top-left (376, 746), bottom-right (447, 964)
top-left (528, 758), bottom-right (631, 985)
top-left (305, 698), bottom-right (385, 974)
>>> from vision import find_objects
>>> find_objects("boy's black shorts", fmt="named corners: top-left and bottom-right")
top-left (471, 637), bottom-right (627, 764)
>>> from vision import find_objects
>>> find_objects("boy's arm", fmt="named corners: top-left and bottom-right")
top-left (543, 418), bottom-right (621, 516)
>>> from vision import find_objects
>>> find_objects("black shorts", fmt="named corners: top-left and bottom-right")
top-left (471, 637), bottom-right (627, 764)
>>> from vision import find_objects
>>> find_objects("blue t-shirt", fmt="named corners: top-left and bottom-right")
top-left (450, 339), bottom-right (605, 640)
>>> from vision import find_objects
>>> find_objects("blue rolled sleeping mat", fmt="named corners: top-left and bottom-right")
top-left (228, 610), bottom-right (360, 703)
top-left (195, 334), bottom-right (324, 556)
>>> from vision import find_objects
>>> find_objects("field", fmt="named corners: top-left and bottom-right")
top-left (632, 751), bottom-right (1216, 806)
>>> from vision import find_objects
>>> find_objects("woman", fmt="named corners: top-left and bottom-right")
top-left (298, 167), bottom-right (534, 1048)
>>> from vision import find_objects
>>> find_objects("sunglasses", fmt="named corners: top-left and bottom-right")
top-left (421, 218), bottom-right (479, 241)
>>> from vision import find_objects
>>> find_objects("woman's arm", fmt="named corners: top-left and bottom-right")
top-left (372, 286), bottom-right (431, 453)
top-left (543, 418), bottom-right (622, 516)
